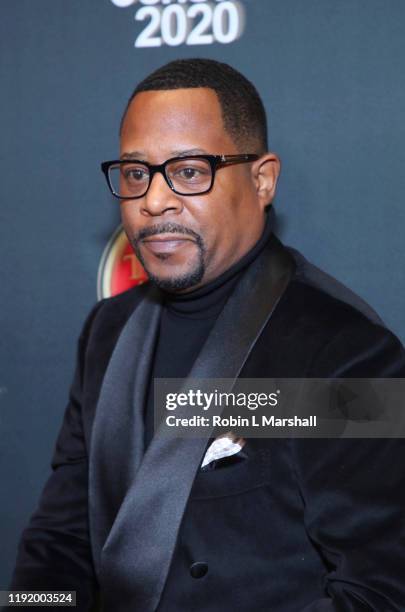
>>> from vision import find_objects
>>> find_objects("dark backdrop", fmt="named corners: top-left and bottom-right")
top-left (1, 0), bottom-right (404, 588)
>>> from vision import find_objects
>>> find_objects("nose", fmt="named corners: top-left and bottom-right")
top-left (141, 170), bottom-right (183, 217)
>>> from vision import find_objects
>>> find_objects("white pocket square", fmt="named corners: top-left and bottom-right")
top-left (201, 432), bottom-right (246, 468)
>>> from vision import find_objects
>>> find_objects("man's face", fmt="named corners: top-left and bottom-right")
top-left (119, 87), bottom-right (276, 292)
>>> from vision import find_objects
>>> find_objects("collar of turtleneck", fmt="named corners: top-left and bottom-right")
top-left (160, 208), bottom-right (275, 320)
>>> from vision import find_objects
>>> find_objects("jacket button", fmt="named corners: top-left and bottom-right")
top-left (190, 562), bottom-right (208, 578)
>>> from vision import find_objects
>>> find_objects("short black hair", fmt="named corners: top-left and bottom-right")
top-left (121, 58), bottom-right (268, 154)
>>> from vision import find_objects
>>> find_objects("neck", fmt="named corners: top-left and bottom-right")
top-left (160, 208), bottom-right (275, 319)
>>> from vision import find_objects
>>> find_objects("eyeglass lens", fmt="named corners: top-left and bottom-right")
top-left (109, 158), bottom-right (213, 197)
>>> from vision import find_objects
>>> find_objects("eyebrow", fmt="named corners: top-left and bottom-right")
top-left (120, 148), bottom-right (208, 161)
top-left (120, 151), bottom-right (145, 160)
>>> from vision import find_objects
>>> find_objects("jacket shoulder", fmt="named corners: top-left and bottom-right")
top-left (281, 246), bottom-right (387, 336)
top-left (87, 283), bottom-right (151, 338)
top-left (288, 246), bottom-right (383, 324)
top-left (257, 244), bottom-right (405, 377)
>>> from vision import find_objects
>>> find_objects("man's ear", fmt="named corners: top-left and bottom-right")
top-left (252, 153), bottom-right (281, 210)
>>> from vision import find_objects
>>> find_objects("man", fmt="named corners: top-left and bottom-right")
top-left (11, 59), bottom-right (405, 611)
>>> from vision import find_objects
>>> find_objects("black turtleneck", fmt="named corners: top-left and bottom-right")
top-left (144, 210), bottom-right (274, 448)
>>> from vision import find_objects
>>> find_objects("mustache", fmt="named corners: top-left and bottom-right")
top-left (134, 222), bottom-right (202, 243)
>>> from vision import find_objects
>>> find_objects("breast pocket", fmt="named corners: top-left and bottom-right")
top-left (190, 440), bottom-right (271, 500)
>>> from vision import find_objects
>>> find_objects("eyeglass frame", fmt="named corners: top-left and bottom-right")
top-left (100, 154), bottom-right (259, 199)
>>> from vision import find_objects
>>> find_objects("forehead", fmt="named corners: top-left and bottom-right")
top-left (120, 88), bottom-right (237, 158)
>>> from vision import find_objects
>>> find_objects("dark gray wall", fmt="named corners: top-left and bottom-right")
top-left (1, 0), bottom-right (404, 587)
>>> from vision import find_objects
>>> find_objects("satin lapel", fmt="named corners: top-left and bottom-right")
top-left (88, 285), bottom-right (161, 577)
top-left (99, 236), bottom-right (296, 612)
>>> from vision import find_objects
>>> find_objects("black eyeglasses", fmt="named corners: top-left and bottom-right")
top-left (100, 154), bottom-right (259, 199)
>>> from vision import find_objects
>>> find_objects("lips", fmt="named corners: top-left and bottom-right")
top-left (142, 234), bottom-right (195, 255)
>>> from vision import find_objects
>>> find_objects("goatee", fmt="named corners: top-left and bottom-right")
top-left (130, 222), bottom-right (206, 292)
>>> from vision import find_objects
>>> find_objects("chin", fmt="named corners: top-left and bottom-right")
top-left (145, 263), bottom-right (205, 292)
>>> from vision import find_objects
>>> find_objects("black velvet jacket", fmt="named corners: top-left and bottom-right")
top-left (10, 235), bottom-right (405, 612)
